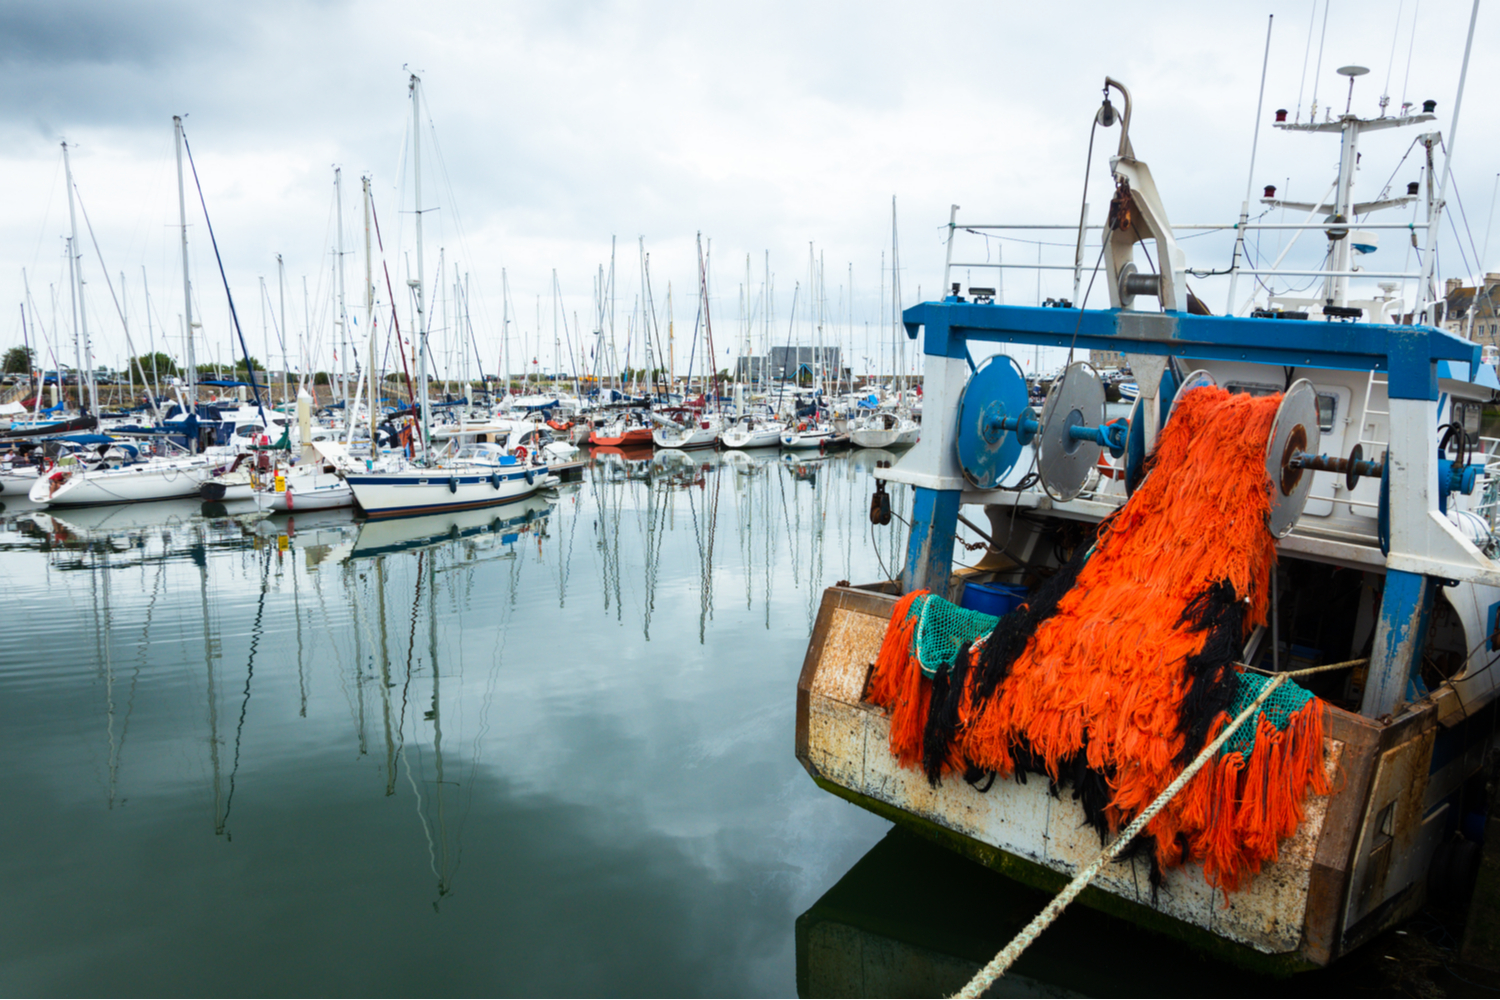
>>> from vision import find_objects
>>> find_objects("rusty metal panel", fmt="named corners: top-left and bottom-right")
top-left (811, 607), bottom-right (886, 705)
top-left (1345, 728), bottom-right (1438, 927)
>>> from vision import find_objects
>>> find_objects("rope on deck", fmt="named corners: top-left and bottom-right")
top-left (952, 657), bottom-right (1363, 999)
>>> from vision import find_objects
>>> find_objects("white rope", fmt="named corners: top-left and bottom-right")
top-left (951, 659), bottom-right (1346, 999)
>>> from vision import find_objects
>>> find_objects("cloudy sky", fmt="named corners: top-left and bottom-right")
top-left (0, 0), bottom-right (1494, 382)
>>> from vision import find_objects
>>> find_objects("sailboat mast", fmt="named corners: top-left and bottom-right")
top-left (335, 166), bottom-right (348, 411)
top-left (410, 73), bottom-right (430, 453)
top-left (62, 142), bottom-right (97, 415)
top-left (276, 254), bottom-right (287, 403)
top-left (608, 236), bottom-right (617, 389)
top-left (172, 118), bottom-right (198, 407)
top-left (364, 174), bottom-right (377, 447)
top-left (501, 268), bottom-right (510, 393)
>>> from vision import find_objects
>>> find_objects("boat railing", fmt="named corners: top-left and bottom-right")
top-left (940, 212), bottom-right (1431, 310)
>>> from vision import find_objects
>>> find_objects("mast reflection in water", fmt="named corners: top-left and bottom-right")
top-left (0, 450), bottom-right (906, 995)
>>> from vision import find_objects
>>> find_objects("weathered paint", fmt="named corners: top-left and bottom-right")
top-left (901, 487), bottom-right (961, 596)
top-left (796, 588), bottom-right (1357, 966)
top-left (900, 301), bottom-right (1478, 383)
top-left (1361, 569), bottom-right (1436, 718)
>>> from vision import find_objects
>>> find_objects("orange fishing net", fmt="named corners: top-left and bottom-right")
top-left (867, 386), bottom-right (1330, 895)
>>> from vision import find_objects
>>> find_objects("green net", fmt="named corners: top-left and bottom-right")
top-left (1220, 670), bottom-right (1317, 758)
top-left (907, 594), bottom-right (1002, 678)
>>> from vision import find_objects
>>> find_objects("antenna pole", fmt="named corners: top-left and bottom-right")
top-left (1419, 0), bottom-right (1480, 321)
top-left (1226, 15), bottom-right (1274, 314)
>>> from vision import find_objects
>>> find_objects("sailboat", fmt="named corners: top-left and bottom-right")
top-left (342, 74), bottom-right (556, 518)
top-left (32, 121), bottom-right (227, 506)
top-left (849, 198), bottom-right (920, 450)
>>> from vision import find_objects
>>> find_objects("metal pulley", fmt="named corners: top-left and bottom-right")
top-left (1265, 379), bottom-right (1322, 537)
top-left (1037, 362), bottom-right (1122, 502)
top-left (955, 355), bottom-right (1033, 489)
top-left (954, 357), bottom-right (1124, 499)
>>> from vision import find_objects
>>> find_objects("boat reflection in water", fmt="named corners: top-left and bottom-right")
top-left (0, 454), bottom-right (901, 995)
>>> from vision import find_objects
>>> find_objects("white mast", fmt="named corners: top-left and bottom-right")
top-left (172, 118), bottom-right (197, 408)
top-left (608, 237), bottom-right (617, 388)
top-left (334, 166), bottom-right (349, 411)
top-left (62, 141), bottom-right (97, 415)
top-left (364, 174), bottom-right (377, 448)
top-left (259, 276), bottom-right (269, 404)
top-left (501, 267), bottom-right (510, 393)
top-left (276, 253), bottom-right (287, 402)
top-left (409, 73), bottom-right (430, 453)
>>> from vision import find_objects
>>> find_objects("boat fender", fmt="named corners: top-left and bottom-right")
top-left (525, 468), bottom-right (536, 486)
top-left (489, 473), bottom-right (501, 490)
top-left (286, 485), bottom-right (294, 511)
top-left (448, 476), bottom-right (459, 494)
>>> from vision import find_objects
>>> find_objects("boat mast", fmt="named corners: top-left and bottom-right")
top-left (702, 236), bottom-right (715, 404)
top-left (608, 236), bottom-right (617, 389)
top-left (172, 118), bottom-right (198, 409)
top-left (62, 141), bottom-right (97, 415)
top-left (409, 73), bottom-right (430, 454)
top-left (501, 267), bottom-right (510, 394)
top-left (335, 166), bottom-right (349, 413)
top-left (276, 254), bottom-right (287, 403)
top-left (365, 174), bottom-right (377, 448)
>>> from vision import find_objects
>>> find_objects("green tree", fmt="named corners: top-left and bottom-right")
top-left (129, 352), bottom-right (178, 379)
top-left (3, 345), bottom-right (34, 374)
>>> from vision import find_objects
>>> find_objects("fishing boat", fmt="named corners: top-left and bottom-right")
top-left (797, 65), bottom-right (1500, 973)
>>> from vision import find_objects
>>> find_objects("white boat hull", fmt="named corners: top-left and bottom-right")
top-left (720, 427), bottom-right (782, 449)
top-left (780, 429), bottom-right (833, 449)
top-left (652, 423), bottom-right (720, 449)
top-left (256, 472), bottom-right (355, 512)
top-left (849, 420), bottom-right (920, 450)
top-left (30, 458), bottom-right (214, 507)
top-left (344, 465), bottom-right (550, 518)
top-left (0, 467), bottom-right (40, 496)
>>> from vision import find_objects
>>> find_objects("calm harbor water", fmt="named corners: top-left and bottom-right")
top-left (0, 448), bottom-right (1467, 996)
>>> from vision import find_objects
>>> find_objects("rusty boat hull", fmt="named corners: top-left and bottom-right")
top-left (796, 584), bottom-right (1490, 970)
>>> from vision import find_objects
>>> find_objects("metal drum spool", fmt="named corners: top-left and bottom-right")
top-left (1165, 369), bottom-right (1218, 425)
top-left (1124, 394), bottom-right (1146, 494)
top-left (954, 354), bottom-right (1032, 490)
top-left (1266, 378), bottom-right (1322, 538)
top-left (1037, 361), bottom-right (1106, 502)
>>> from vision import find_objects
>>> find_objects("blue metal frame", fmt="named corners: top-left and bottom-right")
top-left (899, 300), bottom-right (1482, 712)
top-left (903, 301), bottom-right (1478, 402)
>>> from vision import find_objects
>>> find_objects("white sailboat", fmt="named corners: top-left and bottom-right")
top-left (719, 412), bottom-right (783, 449)
top-left (342, 74), bottom-right (555, 519)
top-left (32, 121), bottom-right (220, 507)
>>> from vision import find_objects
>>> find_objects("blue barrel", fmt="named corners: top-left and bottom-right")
top-left (960, 581), bottom-right (1027, 618)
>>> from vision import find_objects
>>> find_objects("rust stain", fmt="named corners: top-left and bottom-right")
top-left (812, 607), bottom-right (886, 704)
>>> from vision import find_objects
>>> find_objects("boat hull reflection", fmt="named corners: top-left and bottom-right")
top-left (349, 493), bottom-right (555, 559)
